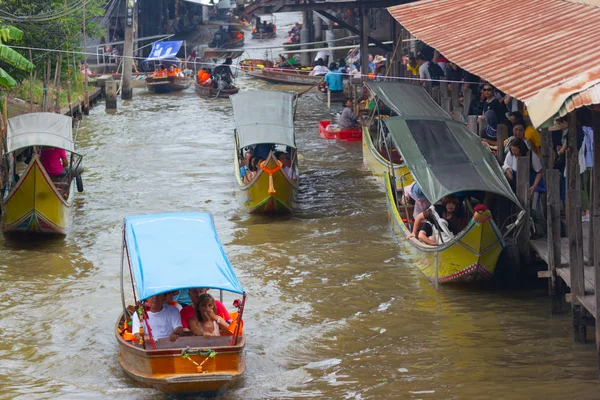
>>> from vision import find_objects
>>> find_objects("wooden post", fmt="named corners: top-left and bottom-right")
top-left (467, 115), bottom-right (478, 134)
top-left (105, 78), bottom-right (117, 110)
top-left (547, 169), bottom-right (563, 313)
top-left (82, 0), bottom-right (90, 114)
top-left (567, 112), bottom-right (586, 343)
top-left (540, 128), bottom-right (551, 171)
top-left (359, 7), bottom-right (369, 83)
top-left (28, 49), bottom-right (33, 112)
top-left (463, 89), bottom-right (472, 118)
top-left (496, 124), bottom-right (509, 166)
top-left (122, 0), bottom-right (134, 100)
top-left (451, 82), bottom-right (460, 108)
top-left (592, 109), bottom-right (600, 376)
top-left (442, 97), bottom-right (452, 114)
top-left (54, 56), bottom-right (62, 113)
top-left (452, 106), bottom-right (463, 122)
top-left (516, 155), bottom-right (531, 263)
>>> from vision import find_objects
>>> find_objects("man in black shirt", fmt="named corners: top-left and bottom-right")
top-left (480, 83), bottom-right (508, 126)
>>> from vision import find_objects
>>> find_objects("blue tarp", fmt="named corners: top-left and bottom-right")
top-left (125, 213), bottom-right (245, 300)
top-left (146, 41), bottom-right (183, 61)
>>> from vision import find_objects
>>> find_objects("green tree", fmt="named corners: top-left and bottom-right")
top-left (0, 25), bottom-right (34, 90)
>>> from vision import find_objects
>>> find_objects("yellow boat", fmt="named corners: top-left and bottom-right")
top-left (362, 125), bottom-right (412, 187)
top-left (116, 213), bottom-right (247, 397)
top-left (380, 83), bottom-right (523, 285)
top-left (1, 113), bottom-right (83, 234)
top-left (231, 91), bottom-right (299, 213)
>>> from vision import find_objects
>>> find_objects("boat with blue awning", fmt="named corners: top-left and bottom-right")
top-left (116, 212), bottom-right (246, 397)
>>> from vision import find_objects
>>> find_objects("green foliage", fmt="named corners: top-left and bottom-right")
top-left (0, 0), bottom-right (106, 84)
top-left (0, 25), bottom-right (34, 90)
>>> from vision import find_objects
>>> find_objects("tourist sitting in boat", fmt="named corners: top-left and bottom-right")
top-left (408, 195), bottom-right (465, 242)
top-left (402, 182), bottom-right (431, 218)
top-left (413, 213), bottom-right (454, 246)
top-left (132, 293), bottom-right (184, 342)
top-left (324, 63), bottom-right (344, 93)
top-left (277, 152), bottom-right (297, 180)
top-left (40, 146), bottom-right (83, 180)
top-left (309, 58), bottom-right (329, 76)
top-left (503, 137), bottom-right (545, 209)
top-left (180, 288), bottom-right (231, 333)
top-left (197, 68), bottom-right (212, 86)
top-left (212, 58), bottom-right (234, 88)
top-left (276, 55), bottom-right (290, 68)
top-left (165, 290), bottom-right (182, 311)
top-left (189, 293), bottom-right (231, 337)
top-left (339, 99), bottom-right (360, 130)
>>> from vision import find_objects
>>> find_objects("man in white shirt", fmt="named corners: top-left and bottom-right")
top-left (132, 293), bottom-right (184, 342)
top-left (417, 54), bottom-right (431, 84)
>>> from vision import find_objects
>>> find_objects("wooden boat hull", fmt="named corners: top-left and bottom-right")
top-left (116, 317), bottom-right (245, 397)
top-left (2, 157), bottom-right (73, 234)
top-left (145, 76), bottom-right (191, 93)
top-left (240, 59), bottom-right (274, 72)
top-left (362, 126), bottom-right (413, 186)
top-left (195, 82), bottom-right (240, 98)
top-left (318, 120), bottom-right (361, 141)
top-left (384, 172), bottom-right (503, 283)
top-left (235, 150), bottom-right (298, 213)
top-left (252, 31), bottom-right (276, 39)
top-left (246, 68), bottom-right (322, 85)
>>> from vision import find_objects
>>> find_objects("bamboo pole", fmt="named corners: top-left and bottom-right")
top-left (28, 49), bottom-right (33, 112)
top-left (54, 56), bottom-right (62, 113)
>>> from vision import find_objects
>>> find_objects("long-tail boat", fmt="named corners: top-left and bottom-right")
top-left (246, 67), bottom-right (322, 86)
top-left (362, 81), bottom-right (454, 186)
top-left (116, 212), bottom-right (246, 397)
top-left (239, 58), bottom-right (274, 72)
top-left (231, 91), bottom-right (299, 213)
top-left (382, 83), bottom-right (525, 284)
top-left (144, 41), bottom-right (191, 93)
top-left (1, 113), bottom-right (84, 234)
top-left (195, 81), bottom-right (239, 98)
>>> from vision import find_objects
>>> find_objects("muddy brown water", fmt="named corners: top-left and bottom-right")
top-left (1, 12), bottom-right (600, 400)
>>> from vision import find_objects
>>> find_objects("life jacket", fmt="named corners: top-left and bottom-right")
top-left (227, 311), bottom-right (244, 337)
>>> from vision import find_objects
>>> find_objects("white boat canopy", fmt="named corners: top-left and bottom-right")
top-left (231, 91), bottom-right (296, 149)
top-left (6, 112), bottom-right (75, 154)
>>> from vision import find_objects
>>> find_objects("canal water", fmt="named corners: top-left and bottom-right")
top-left (1, 12), bottom-right (600, 400)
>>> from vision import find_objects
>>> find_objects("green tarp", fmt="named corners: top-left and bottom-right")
top-left (383, 116), bottom-right (520, 206)
top-left (365, 81), bottom-right (449, 118)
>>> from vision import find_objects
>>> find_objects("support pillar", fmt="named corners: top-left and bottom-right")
top-left (516, 154), bottom-right (531, 263)
top-left (592, 108), bottom-right (600, 377)
top-left (105, 79), bottom-right (117, 110)
top-left (359, 7), bottom-right (370, 82)
top-left (121, 0), bottom-right (134, 100)
top-left (300, 11), bottom-right (310, 67)
top-left (567, 111), bottom-right (586, 343)
top-left (313, 11), bottom-right (322, 42)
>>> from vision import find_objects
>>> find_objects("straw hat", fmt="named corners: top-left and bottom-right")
top-left (373, 55), bottom-right (387, 64)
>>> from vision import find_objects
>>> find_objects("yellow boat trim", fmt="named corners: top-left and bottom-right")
top-left (384, 172), bottom-right (504, 283)
top-left (362, 126), bottom-right (413, 187)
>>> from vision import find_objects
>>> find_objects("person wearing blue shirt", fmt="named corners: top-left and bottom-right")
top-left (323, 63), bottom-right (344, 93)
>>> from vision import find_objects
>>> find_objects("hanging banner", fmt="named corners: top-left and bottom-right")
top-left (146, 41), bottom-right (184, 60)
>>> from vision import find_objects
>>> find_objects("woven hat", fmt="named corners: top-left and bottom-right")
top-left (373, 55), bottom-right (387, 64)
top-left (411, 183), bottom-right (427, 200)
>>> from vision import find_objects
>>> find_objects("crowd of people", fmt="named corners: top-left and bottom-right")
top-left (153, 64), bottom-right (184, 78)
top-left (131, 288), bottom-right (237, 342)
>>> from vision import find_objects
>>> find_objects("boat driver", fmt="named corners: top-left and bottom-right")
top-left (132, 293), bottom-right (184, 342)
top-left (39, 147), bottom-right (83, 180)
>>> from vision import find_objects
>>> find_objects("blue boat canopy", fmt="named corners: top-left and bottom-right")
top-left (124, 213), bottom-right (245, 300)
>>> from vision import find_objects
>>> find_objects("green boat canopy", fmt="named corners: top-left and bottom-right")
top-left (365, 81), bottom-right (449, 118)
top-left (383, 116), bottom-right (521, 206)
top-left (231, 90), bottom-right (296, 149)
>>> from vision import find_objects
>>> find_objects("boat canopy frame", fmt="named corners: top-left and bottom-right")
top-left (230, 90), bottom-right (296, 149)
top-left (5, 112), bottom-right (80, 155)
top-left (120, 212), bottom-right (246, 349)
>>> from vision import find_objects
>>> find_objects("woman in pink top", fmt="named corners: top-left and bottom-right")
top-left (39, 147), bottom-right (68, 176)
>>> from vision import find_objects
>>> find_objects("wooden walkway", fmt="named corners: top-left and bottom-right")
top-left (531, 221), bottom-right (597, 315)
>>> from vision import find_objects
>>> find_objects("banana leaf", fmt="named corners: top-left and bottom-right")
top-left (0, 45), bottom-right (33, 73)
top-left (0, 68), bottom-right (17, 89)
top-left (0, 26), bottom-right (24, 43)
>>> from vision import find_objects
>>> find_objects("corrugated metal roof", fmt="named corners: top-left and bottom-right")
top-left (388, 0), bottom-right (600, 127)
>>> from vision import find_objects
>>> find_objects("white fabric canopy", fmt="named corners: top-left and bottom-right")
top-left (230, 91), bottom-right (296, 148)
top-left (6, 113), bottom-right (74, 154)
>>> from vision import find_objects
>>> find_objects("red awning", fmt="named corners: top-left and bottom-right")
top-left (388, 0), bottom-right (600, 127)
